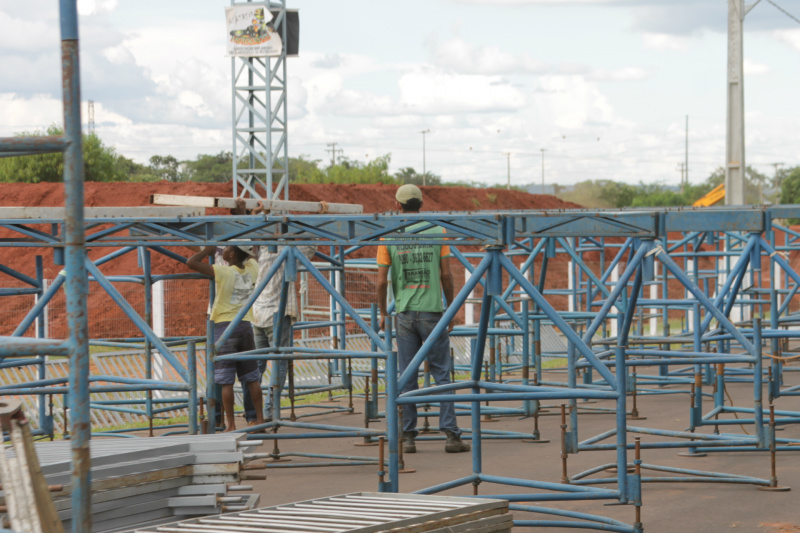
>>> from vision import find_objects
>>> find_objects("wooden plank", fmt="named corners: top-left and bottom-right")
top-left (149, 194), bottom-right (216, 208)
top-left (18, 416), bottom-right (65, 533)
top-left (0, 206), bottom-right (206, 219)
top-left (151, 194), bottom-right (363, 214)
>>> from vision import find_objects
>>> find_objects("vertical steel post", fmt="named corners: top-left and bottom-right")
top-left (615, 265), bottom-right (641, 503)
top-left (59, 0), bottom-right (91, 529)
top-left (768, 223), bottom-right (781, 402)
top-left (753, 317), bottom-right (764, 446)
top-left (206, 319), bottom-right (217, 434)
top-left (522, 301), bottom-right (531, 417)
top-left (385, 319), bottom-right (398, 492)
top-left (614, 346), bottom-right (628, 503)
top-left (35, 256), bottom-right (49, 434)
top-left (567, 341), bottom-right (578, 453)
top-left (141, 247), bottom-right (154, 434)
top-left (188, 340), bottom-right (198, 435)
top-left (471, 260), bottom-right (495, 477)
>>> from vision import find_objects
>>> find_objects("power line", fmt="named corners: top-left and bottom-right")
top-left (325, 142), bottom-right (344, 166)
top-left (766, 0), bottom-right (800, 24)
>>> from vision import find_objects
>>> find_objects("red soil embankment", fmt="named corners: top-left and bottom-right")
top-left (0, 182), bottom-right (580, 337)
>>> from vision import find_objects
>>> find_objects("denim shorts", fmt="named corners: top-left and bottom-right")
top-left (213, 321), bottom-right (260, 385)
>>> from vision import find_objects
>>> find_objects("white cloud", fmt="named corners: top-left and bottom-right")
top-left (0, 94), bottom-right (63, 134)
top-left (319, 90), bottom-right (395, 117)
top-left (534, 75), bottom-right (618, 130)
top-left (0, 92), bottom-right (134, 137)
top-left (398, 69), bottom-right (527, 114)
top-left (78, 0), bottom-right (118, 16)
top-left (2, 2), bottom-right (797, 188)
top-left (101, 122), bottom-right (228, 161)
top-left (588, 67), bottom-right (648, 82)
top-left (112, 23), bottom-right (230, 126)
top-left (429, 36), bottom-right (647, 83)
top-left (743, 58), bottom-right (770, 76)
top-left (641, 32), bottom-right (691, 52)
top-left (774, 29), bottom-right (800, 52)
top-left (120, 22), bottom-right (227, 81)
top-left (102, 44), bottom-right (135, 65)
top-left (431, 37), bottom-right (549, 75)
top-left (0, 9), bottom-right (57, 54)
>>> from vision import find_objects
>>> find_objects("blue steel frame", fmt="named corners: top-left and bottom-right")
top-left (7, 202), bottom-right (800, 530)
top-left (5, 4), bottom-right (800, 533)
top-left (0, 1), bottom-right (92, 531)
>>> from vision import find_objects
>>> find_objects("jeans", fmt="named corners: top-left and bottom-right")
top-left (242, 317), bottom-right (293, 422)
top-left (396, 311), bottom-right (460, 436)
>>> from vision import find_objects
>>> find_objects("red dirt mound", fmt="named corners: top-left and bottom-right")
top-left (0, 182), bottom-right (580, 338)
top-left (0, 182), bottom-right (579, 277)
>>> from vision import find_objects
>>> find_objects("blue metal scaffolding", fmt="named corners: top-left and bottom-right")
top-left (7, 205), bottom-right (800, 531)
top-left (4, 4), bottom-right (800, 532)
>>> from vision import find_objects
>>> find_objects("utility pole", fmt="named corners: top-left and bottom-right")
top-left (772, 162), bottom-right (785, 202)
top-left (88, 100), bottom-right (95, 136)
top-left (726, 0), bottom-right (747, 205)
top-left (503, 152), bottom-right (511, 190)
top-left (677, 162), bottom-right (686, 193)
top-left (540, 148), bottom-right (547, 194)
top-left (420, 129), bottom-right (430, 186)
top-left (326, 142), bottom-right (343, 167)
top-left (684, 115), bottom-right (689, 189)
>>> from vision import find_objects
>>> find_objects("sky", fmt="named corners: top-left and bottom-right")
top-left (1, 0), bottom-right (799, 190)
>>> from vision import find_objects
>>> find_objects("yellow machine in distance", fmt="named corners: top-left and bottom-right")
top-left (693, 183), bottom-right (725, 207)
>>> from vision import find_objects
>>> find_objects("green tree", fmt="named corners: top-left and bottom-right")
top-left (394, 167), bottom-right (441, 186)
top-left (629, 182), bottom-right (687, 207)
top-left (779, 166), bottom-right (800, 205)
top-left (183, 151), bottom-right (233, 183)
top-left (148, 154), bottom-right (184, 182)
top-left (289, 155), bottom-right (327, 184)
top-left (777, 166), bottom-right (800, 224)
top-left (598, 180), bottom-right (637, 208)
top-left (0, 125), bottom-right (129, 182)
top-left (700, 166), bottom-right (768, 205)
top-left (325, 154), bottom-right (395, 184)
top-left (770, 166), bottom-right (791, 204)
top-left (746, 166), bottom-right (769, 204)
top-left (557, 180), bottom-right (620, 208)
top-left (118, 155), bottom-right (159, 182)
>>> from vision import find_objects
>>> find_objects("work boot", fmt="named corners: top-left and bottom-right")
top-left (444, 430), bottom-right (470, 453)
top-left (402, 433), bottom-right (417, 454)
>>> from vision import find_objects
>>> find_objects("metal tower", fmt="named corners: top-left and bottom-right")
top-left (231, 0), bottom-right (290, 201)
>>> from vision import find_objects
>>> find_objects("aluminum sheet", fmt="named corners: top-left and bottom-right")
top-left (134, 492), bottom-right (509, 533)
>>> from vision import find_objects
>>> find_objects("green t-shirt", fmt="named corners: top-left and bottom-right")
top-left (377, 224), bottom-right (450, 313)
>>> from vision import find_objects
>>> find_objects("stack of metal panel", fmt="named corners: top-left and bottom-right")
top-left (1, 434), bottom-right (263, 533)
top-left (132, 492), bottom-right (513, 533)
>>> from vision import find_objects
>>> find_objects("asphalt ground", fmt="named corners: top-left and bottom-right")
top-left (242, 366), bottom-right (800, 533)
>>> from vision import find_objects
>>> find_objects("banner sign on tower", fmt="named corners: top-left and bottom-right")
top-left (225, 5), bottom-right (283, 57)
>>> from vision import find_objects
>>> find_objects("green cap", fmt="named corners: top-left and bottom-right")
top-left (396, 184), bottom-right (423, 204)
